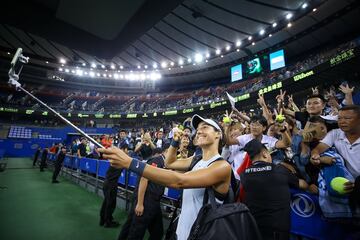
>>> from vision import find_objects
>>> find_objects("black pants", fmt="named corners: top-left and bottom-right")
top-left (118, 197), bottom-right (163, 240)
top-left (40, 158), bottom-right (47, 171)
top-left (33, 152), bottom-right (39, 166)
top-left (52, 163), bottom-right (62, 181)
top-left (100, 182), bottom-right (118, 224)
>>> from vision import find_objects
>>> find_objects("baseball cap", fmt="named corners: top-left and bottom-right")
top-left (243, 139), bottom-right (267, 160)
top-left (191, 114), bottom-right (222, 138)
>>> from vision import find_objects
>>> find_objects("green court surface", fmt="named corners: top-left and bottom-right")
top-left (0, 158), bottom-right (127, 240)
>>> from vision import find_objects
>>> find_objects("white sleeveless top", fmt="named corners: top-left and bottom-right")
top-left (176, 154), bottom-right (222, 240)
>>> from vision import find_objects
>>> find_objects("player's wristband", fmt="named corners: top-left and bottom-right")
top-left (129, 158), bottom-right (146, 176)
top-left (171, 140), bottom-right (180, 148)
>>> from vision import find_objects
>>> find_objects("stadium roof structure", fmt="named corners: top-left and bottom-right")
top-left (0, 0), bottom-right (359, 87)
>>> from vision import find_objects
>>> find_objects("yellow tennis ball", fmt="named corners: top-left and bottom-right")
top-left (223, 117), bottom-right (231, 124)
top-left (275, 114), bottom-right (285, 123)
top-left (330, 177), bottom-right (349, 195)
top-left (178, 125), bottom-right (184, 131)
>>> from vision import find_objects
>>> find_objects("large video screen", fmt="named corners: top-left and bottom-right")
top-left (231, 64), bottom-right (243, 82)
top-left (270, 49), bottom-right (286, 71)
top-left (246, 58), bottom-right (262, 74)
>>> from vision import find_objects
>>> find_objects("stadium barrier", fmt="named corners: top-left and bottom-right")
top-left (47, 153), bottom-right (350, 239)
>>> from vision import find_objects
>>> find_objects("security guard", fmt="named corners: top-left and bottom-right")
top-left (240, 139), bottom-right (308, 240)
top-left (118, 145), bottom-right (168, 240)
top-left (100, 141), bottom-right (128, 228)
top-left (33, 147), bottom-right (41, 166)
top-left (39, 148), bottom-right (48, 172)
top-left (52, 146), bottom-right (67, 183)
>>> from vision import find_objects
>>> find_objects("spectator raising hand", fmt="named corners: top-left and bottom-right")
top-left (339, 83), bottom-right (354, 105)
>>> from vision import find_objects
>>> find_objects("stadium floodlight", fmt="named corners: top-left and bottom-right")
top-left (91, 63), bottom-right (97, 68)
top-left (46, 61), bottom-right (49, 64)
top-left (7, 48), bottom-right (103, 149)
top-left (89, 72), bottom-right (95, 77)
top-left (220, 55), bottom-right (224, 58)
top-left (65, 69), bottom-right (70, 73)
top-left (187, 58), bottom-right (192, 63)
top-left (103, 73), bottom-right (107, 77)
top-left (236, 49), bottom-right (240, 52)
top-left (272, 22), bottom-right (277, 28)
top-left (286, 13), bottom-right (293, 20)
top-left (59, 58), bottom-right (66, 64)
top-left (101, 65), bottom-right (105, 69)
top-left (205, 52), bottom-right (210, 58)
top-left (225, 45), bottom-right (231, 51)
top-left (114, 73), bottom-right (119, 79)
top-left (150, 72), bottom-right (161, 80)
top-left (71, 70), bottom-right (75, 73)
top-left (236, 41), bottom-right (242, 47)
top-left (287, 22), bottom-right (292, 28)
top-left (120, 65), bottom-right (124, 69)
top-left (252, 42), bottom-right (255, 46)
top-left (170, 62), bottom-right (174, 66)
top-left (215, 49), bottom-right (221, 55)
top-left (144, 65), bottom-right (148, 69)
top-left (82, 63), bottom-right (86, 66)
top-left (302, 3), bottom-right (308, 9)
top-left (59, 68), bottom-right (63, 71)
top-left (111, 64), bottom-right (115, 69)
top-left (76, 69), bottom-right (83, 76)
top-left (180, 66), bottom-right (183, 68)
top-left (137, 65), bottom-right (141, 69)
top-left (178, 59), bottom-right (184, 65)
top-left (194, 53), bottom-right (203, 63)
top-left (312, 8), bottom-right (317, 12)
top-left (120, 74), bottom-right (124, 79)
top-left (248, 36), bottom-right (252, 41)
top-left (153, 63), bottom-right (158, 69)
top-left (205, 59), bottom-right (208, 62)
top-left (161, 62), bottom-right (167, 68)
top-left (259, 29), bottom-right (265, 35)
top-left (140, 74), bottom-right (146, 80)
top-left (269, 34), bottom-right (272, 37)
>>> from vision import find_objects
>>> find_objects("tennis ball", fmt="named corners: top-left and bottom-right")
top-left (178, 125), bottom-right (184, 131)
top-left (275, 114), bottom-right (286, 123)
top-left (223, 117), bottom-right (231, 124)
top-left (330, 177), bottom-right (349, 195)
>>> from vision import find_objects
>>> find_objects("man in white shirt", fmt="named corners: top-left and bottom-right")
top-left (224, 115), bottom-right (291, 179)
top-left (311, 105), bottom-right (360, 192)
top-left (225, 115), bottom-right (291, 151)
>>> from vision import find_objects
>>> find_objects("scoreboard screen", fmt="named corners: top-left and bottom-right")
top-left (270, 49), bottom-right (286, 71)
top-left (231, 64), bottom-right (243, 82)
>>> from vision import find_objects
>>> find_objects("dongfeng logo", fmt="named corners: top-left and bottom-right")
top-left (291, 193), bottom-right (315, 218)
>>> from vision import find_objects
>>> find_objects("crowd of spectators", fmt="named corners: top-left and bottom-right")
top-left (41, 77), bottom-right (360, 239)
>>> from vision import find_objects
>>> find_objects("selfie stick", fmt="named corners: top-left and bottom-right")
top-left (8, 48), bottom-right (104, 149)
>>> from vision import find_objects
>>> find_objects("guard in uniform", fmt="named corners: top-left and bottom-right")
top-left (118, 146), bottom-right (168, 240)
top-left (39, 148), bottom-right (48, 172)
top-left (100, 141), bottom-right (128, 228)
top-left (33, 147), bottom-right (41, 166)
top-left (52, 146), bottom-right (67, 183)
top-left (240, 139), bottom-right (308, 240)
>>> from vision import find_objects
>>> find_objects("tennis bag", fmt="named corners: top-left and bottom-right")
top-left (187, 187), bottom-right (261, 240)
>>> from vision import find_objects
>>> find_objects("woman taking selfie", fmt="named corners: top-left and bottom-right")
top-left (98, 114), bottom-right (231, 240)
